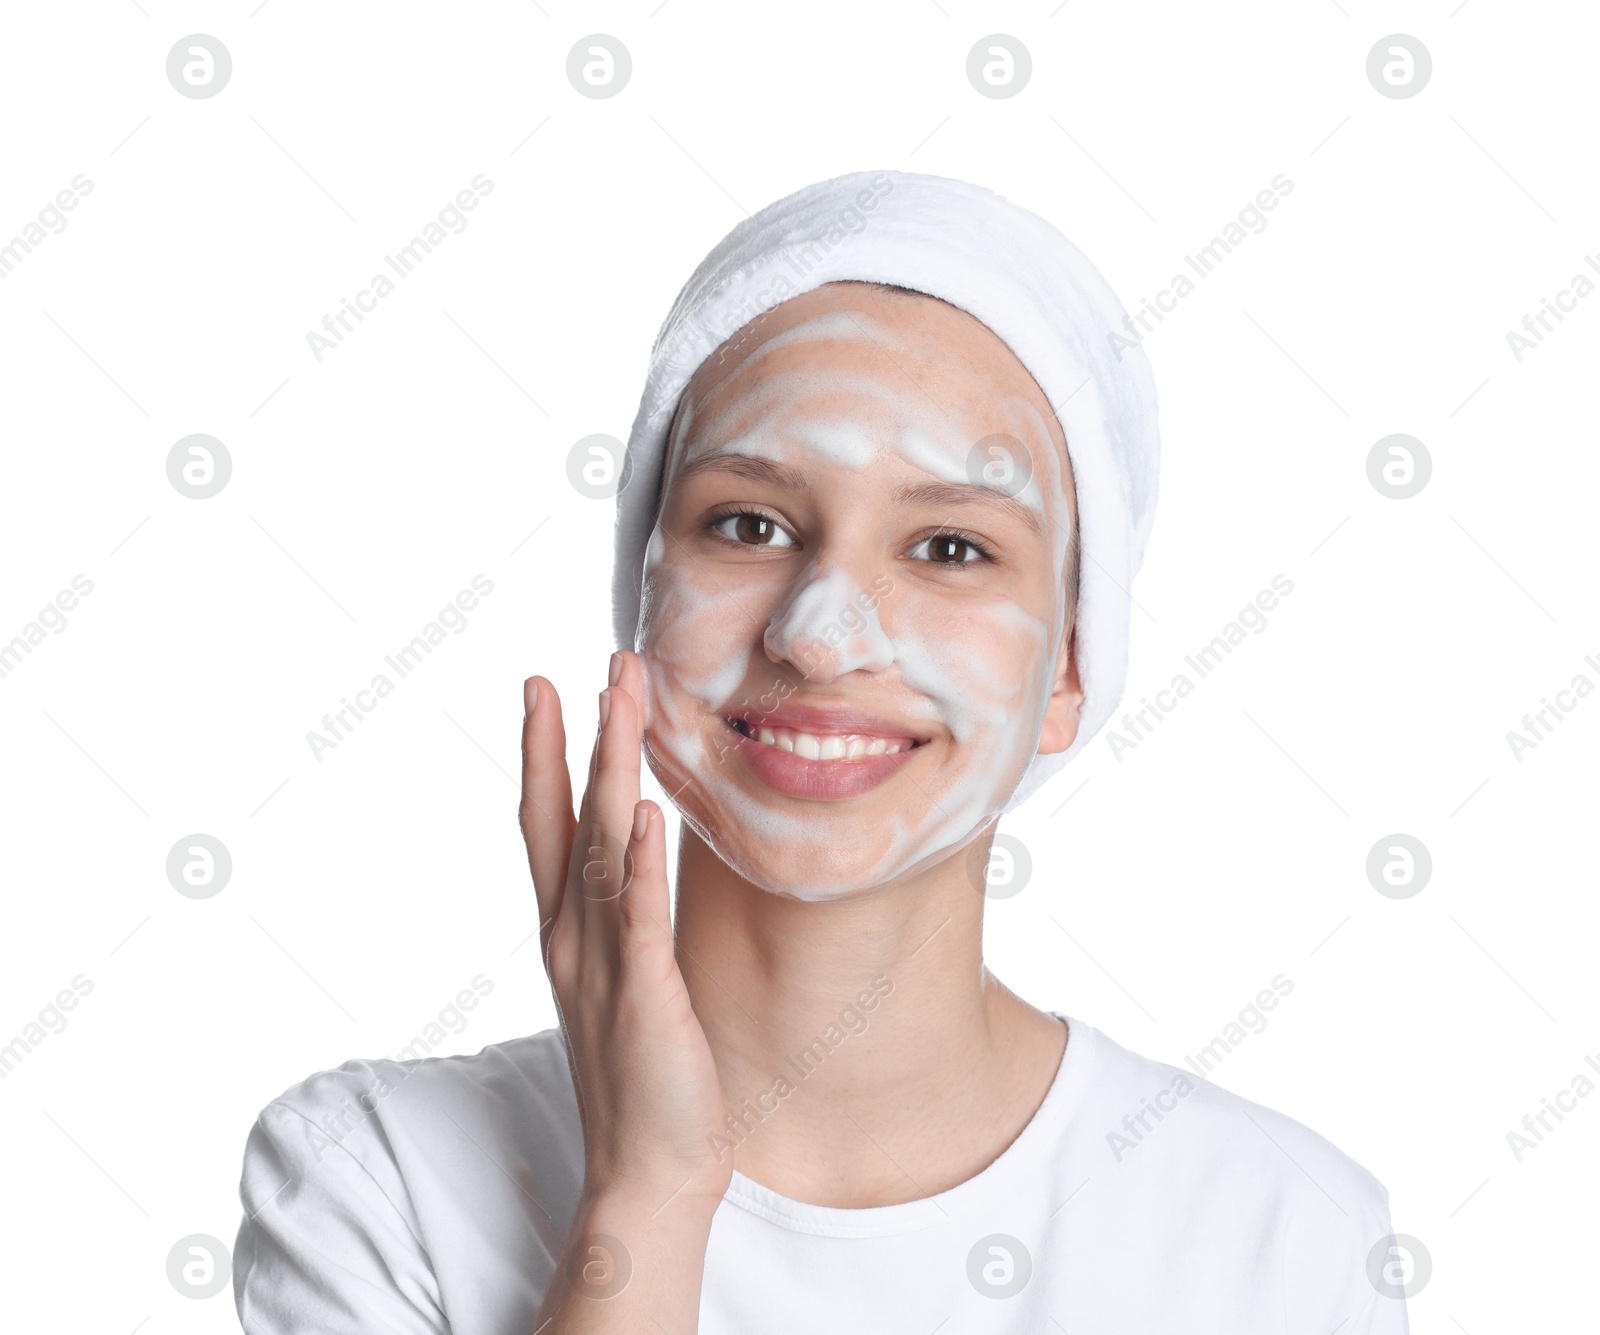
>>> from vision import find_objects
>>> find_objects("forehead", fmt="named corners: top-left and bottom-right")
top-left (665, 282), bottom-right (1072, 498)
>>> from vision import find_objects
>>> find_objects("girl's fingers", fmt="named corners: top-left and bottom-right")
top-left (613, 650), bottom-right (648, 728)
top-left (619, 799), bottom-right (671, 944)
top-left (587, 676), bottom-right (645, 890)
top-left (519, 675), bottom-right (574, 940)
top-left (574, 651), bottom-right (623, 831)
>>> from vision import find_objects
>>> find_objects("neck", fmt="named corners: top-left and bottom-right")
top-left (672, 823), bottom-right (1064, 1204)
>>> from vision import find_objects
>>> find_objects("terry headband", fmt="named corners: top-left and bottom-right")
top-left (610, 168), bottom-right (1160, 811)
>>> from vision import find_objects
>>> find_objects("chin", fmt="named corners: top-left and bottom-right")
top-left (714, 803), bottom-right (1007, 903)
top-left (659, 783), bottom-right (911, 901)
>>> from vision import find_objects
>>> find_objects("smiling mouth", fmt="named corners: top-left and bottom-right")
top-left (726, 718), bottom-right (928, 760)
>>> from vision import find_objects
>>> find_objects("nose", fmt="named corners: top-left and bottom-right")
top-left (762, 563), bottom-right (894, 682)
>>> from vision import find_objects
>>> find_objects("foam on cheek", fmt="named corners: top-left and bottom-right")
top-left (643, 558), bottom-right (763, 704)
top-left (875, 600), bottom-right (1052, 866)
top-left (638, 525), bottom-right (767, 812)
top-left (891, 408), bottom-right (1073, 756)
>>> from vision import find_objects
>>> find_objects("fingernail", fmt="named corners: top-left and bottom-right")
top-left (524, 678), bottom-right (538, 716)
top-left (608, 652), bottom-right (622, 687)
top-left (631, 803), bottom-right (650, 843)
top-left (598, 689), bottom-right (611, 729)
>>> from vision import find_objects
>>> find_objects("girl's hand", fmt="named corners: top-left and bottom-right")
top-left (519, 651), bottom-right (733, 1214)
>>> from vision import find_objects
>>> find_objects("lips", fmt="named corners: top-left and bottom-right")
top-left (722, 704), bottom-right (928, 800)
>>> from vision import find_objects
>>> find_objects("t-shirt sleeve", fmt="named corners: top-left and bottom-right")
top-left (1281, 1165), bottom-right (1411, 1335)
top-left (233, 1098), bottom-right (450, 1335)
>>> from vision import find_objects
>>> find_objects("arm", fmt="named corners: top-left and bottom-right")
top-left (519, 652), bottom-right (733, 1334)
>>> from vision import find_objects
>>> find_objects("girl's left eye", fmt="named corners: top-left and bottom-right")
top-left (711, 511), bottom-right (795, 547)
top-left (909, 533), bottom-right (988, 564)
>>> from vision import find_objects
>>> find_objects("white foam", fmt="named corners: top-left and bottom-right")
top-left (790, 418), bottom-right (878, 469)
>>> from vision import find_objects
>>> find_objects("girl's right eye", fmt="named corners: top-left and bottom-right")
top-left (710, 511), bottom-right (796, 548)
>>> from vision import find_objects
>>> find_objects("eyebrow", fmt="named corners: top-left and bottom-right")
top-left (673, 451), bottom-right (812, 493)
top-left (894, 480), bottom-right (1043, 536)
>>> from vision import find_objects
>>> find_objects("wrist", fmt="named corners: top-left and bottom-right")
top-left (580, 1176), bottom-right (725, 1231)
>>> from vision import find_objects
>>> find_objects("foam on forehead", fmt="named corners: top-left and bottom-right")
top-left (667, 294), bottom-right (1070, 523)
top-left (669, 307), bottom-right (899, 451)
top-left (737, 307), bottom-right (896, 363)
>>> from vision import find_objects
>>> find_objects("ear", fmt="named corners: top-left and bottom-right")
top-left (1036, 621), bottom-right (1085, 756)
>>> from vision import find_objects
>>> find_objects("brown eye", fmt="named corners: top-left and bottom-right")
top-left (913, 534), bottom-right (984, 564)
top-left (711, 512), bottom-right (795, 548)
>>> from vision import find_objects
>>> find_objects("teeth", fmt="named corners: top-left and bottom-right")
top-left (739, 723), bottom-right (914, 760)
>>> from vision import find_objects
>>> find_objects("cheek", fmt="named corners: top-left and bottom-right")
top-left (891, 595), bottom-right (1054, 748)
top-left (639, 557), bottom-right (782, 715)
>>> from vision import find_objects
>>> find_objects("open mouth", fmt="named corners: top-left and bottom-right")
top-left (717, 704), bottom-right (932, 800)
top-left (727, 718), bottom-right (926, 759)
top-left (726, 717), bottom-right (928, 758)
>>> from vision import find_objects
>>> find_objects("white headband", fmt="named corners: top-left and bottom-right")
top-left (611, 169), bottom-right (1160, 810)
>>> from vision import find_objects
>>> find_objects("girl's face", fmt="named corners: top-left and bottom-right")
top-left (637, 282), bottom-right (1081, 901)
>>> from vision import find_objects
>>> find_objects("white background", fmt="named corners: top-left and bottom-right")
top-left (1, 2), bottom-right (1595, 1331)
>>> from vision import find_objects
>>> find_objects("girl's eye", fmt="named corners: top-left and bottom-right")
top-left (910, 533), bottom-right (987, 564)
top-left (711, 512), bottom-right (795, 547)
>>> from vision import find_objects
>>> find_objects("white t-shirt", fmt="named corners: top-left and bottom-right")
top-left (232, 1016), bottom-right (1408, 1334)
